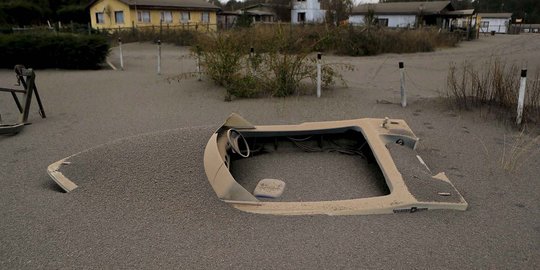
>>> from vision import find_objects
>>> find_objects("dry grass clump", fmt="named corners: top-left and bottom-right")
top-left (447, 59), bottom-right (540, 124)
top-left (500, 131), bottom-right (540, 171)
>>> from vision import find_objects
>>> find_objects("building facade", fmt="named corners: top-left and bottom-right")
top-left (477, 13), bottom-right (512, 33)
top-left (349, 1), bottom-right (454, 28)
top-left (291, 0), bottom-right (326, 24)
top-left (88, 0), bottom-right (219, 31)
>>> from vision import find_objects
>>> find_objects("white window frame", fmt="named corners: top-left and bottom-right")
top-left (96, 12), bottom-right (104, 24)
top-left (137, 10), bottom-right (151, 23)
top-left (114, 11), bottom-right (124, 24)
top-left (161, 11), bottom-right (173, 23)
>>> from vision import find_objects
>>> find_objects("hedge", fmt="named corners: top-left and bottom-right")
top-left (0, 33), bottom-right (110, 69)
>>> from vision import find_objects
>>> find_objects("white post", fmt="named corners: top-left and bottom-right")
top-left (316, 52), bottom-right (322, 98)
top-left (516, 69), bottom-right (527, 125)
top-left (157, 40), bottom-right (161, 75)
top-left (249, 47), bottom-right (255, 75)
top-left (399, 61), bottom-right (407, 107)
top-left (118, 38), bottom-right (124, 70)
top-left (197, 48), bottom-right (202, 81)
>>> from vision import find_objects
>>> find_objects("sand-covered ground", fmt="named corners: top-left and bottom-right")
top-left (1, 33), bottom-right (539, 269)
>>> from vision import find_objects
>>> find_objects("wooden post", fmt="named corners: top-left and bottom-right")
top-left (399, 61), bottom-right (407, 107)
top-left (516, 69), bottom-right (527, 125)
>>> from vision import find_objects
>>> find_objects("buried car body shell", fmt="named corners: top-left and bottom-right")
top-left (203, 113), bottom-right (468, 216)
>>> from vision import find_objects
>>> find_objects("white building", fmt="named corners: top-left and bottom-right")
top-left (477, 13), bottom-right (512, 33)
top-left (291, 0), bottom-right (326, 24)
top-left (349, 1), bottom-right (453, 28)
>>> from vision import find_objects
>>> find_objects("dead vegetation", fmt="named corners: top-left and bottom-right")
top-left (446, 59), bottom-right (540, 125)
top-left (500, 131), bottom-right (540, 172)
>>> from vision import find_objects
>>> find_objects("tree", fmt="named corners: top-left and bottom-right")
top-left (322, 0), bottom-right (353, 25)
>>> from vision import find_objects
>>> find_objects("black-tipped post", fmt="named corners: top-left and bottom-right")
top-left (399, 62), bottom-right (404, 69)
top-left (250, 47), bottom-right (254, 54)
top-left (118, 37), bottom-right (122, 43)
top-left (157, 39), bottom-right (161, 46)
top-left (516, 68), bottom-right (528, 125)
top-left (317, 52), bottom-right (322, 60)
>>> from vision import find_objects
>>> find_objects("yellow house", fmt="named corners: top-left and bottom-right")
top-left (88, 0), bottom-right (220, 31)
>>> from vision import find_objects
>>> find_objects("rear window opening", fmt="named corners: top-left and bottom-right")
top-left (228, 129), bottom-right (390, 202)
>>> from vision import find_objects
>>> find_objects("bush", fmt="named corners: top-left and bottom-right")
top-left (335, 27), bottom-right (459, 56)
top-left (0, 33), bottom-right (109, 69)
top-left (191, 26), bottom-right (350, 99)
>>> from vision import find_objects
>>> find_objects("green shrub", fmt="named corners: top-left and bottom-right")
top-left (0, 33), bottom-right (109, 69)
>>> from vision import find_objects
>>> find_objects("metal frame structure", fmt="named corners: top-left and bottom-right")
top-left (0, 65), bottom-right (46, 135)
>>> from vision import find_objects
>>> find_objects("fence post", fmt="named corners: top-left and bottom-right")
top-left (316, 53), bottom-right (322, 98)
top-left (516, 68), bottom-right (527, 125)
top-left (118, 37), bottom-right (124, 70)
top-left (249, 47), bottom-right (255, 75)
top-left (87, 22), bottom-right (91, 35)
top-left (399, 61), bottom-right (407, 107)
top-left (196, 46), bottom-right (202, 81)
top-left (157, 40), bottom-right (161, 75)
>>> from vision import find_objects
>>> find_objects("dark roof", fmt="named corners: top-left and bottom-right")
top-left (477, 13), bottom-right (512, 19)
top-left (88, 0), bottom-right (220, 10)
top-left (352, 1), bottom-right (453, 15)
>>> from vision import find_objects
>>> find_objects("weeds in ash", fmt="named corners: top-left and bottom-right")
top-left (446, 59), bottom-right (540, 125)
top-left (191, 26), bottom-right (353, 100)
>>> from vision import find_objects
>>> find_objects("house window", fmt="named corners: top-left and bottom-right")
top-left (181, 11), bottom-right (190, 22)
top-left (377, 18), bottom-right (388, 27)
top-left (161, 11), bottom-right (173, 23)
top-left (201, 12), bottom-right (209, 23)
top-left (96, 12), bottom-right (104, 24)
top-left (137, 10), bottom-right (151, 23)
top-left (297, 12), bottom-right (306, 22)
top-left (115, 11), bottom-right (124, 24)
